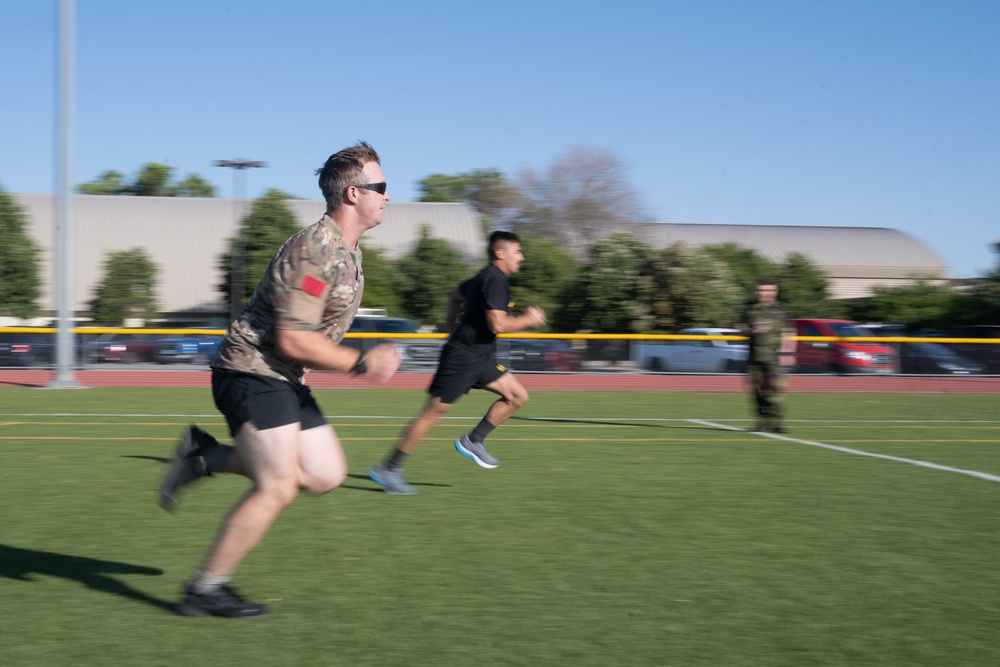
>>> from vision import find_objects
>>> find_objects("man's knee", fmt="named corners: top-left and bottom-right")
top-left (509, 388), bottom-right (529, 409)
top-left (255, 480), bottom-right (300, 509)
top-left (302, 467), bottom-right (347, 496)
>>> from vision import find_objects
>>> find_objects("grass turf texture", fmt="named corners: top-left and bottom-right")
top-left (1, 387), bottom-right (998, 667)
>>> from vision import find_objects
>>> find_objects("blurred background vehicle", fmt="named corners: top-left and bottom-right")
top-left (153, 335), bottom-right (222, 364)
top-left (633, 327), bottom-right (748, 373)
top-left (898, 341), bottom-right (984, 375)
top-left (924, 325), bottom-right (1000, 375)
top-left (343, 312), bottom-right (444, 372)
top-left (792, 319), bottom-right (898, 374)
top-left (495, 339), bottom-right (583, 372)
top-left (0, 332), bottom-right (56, 367)
top-left (84, 333), bottom-right (162, 363)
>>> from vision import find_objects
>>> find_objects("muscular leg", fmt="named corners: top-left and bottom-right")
top-left (480, 372), bottom-right (529, 429)
top-left (395, 396), bottom-right (452, 455)
top-left (200, 421), bottom-right (345, 576)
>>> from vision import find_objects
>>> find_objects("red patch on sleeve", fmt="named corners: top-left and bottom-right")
top-left (300, 275), bottom-right (327, 297)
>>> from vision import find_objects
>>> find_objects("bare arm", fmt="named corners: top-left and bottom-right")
top-left (275, 329), bottom-right (400, 382)
top-left (486, 306), bottom-right (547, 334)
top-left (779, 331), bottom-right (797, 367)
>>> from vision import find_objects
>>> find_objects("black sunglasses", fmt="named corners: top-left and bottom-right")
top-left (354, 182), bottom-right (387, 195)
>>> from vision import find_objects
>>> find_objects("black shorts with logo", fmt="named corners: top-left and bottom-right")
top-left (428, 341), bottom-right (507, 404)
top-left (211, 368), bottom-right (326, 436)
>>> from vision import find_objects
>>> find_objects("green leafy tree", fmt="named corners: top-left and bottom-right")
top-left (417, 169), bottom-right (521, 233)
top-left (850, 279), bottom-right (955, 330)
top-left (642, 243), bottom-right (743, 331)
top-left (508, 233), bottom-right (580, 331)
top-left (218, 189), bottom-right (301, 308)
top-left (128, 163), bottom-right (175, 196)
top-left (359, 243), bottom-right (403, 315)
top-left (948, 268), bottom-right (1000, 327)
top-left (78, 163), bottom-right (217, 197)
top-left (0, 186), bottom-right (42, 319)
top-left (576, 233), bottom-right (655, 333)
top-left (174, 174), bottom-right (217, 197)
top-left (395, 226), bottom-right (471, 327)
top-left (78, 170), bottom-right (127, 195)
top-left (88, 248), bottom-right (159, 325)
top-left (776, 253), bottom-right (843, 318)
top-left (702, 243), bottom-right (778, 296)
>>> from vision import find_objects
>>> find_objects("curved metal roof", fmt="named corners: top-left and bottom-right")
top-left (622, 222), bottom-right (947, 279)
top-left (11, 193), bottom-right (948, 318)
top-left (15, 194), bottom-right (484, 316)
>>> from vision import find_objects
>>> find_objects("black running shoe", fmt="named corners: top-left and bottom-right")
top-left (176, 583), bottom-right (269, 619)
top-left (158, 425), bottom-right (216, 511)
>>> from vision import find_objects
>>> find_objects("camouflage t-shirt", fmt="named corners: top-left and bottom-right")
top-left (739, 300), bottom-right (791, 362)
top-left (213, 215), bottom-right (364, 383)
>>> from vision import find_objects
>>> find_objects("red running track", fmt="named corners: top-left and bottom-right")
top-left (2, 369), bottom-right (999, 392)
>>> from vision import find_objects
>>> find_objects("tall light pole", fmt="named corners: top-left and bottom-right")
top-left (48, 0), bottom-right (79, 388)
top-left (214, 159), bottom-right (265, 321)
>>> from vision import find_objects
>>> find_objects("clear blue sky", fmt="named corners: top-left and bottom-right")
top-left (3, 0), bottom-right (998, 278)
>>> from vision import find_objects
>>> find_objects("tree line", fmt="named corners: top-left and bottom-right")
top-left (2, 146), bottom-right (998, 331)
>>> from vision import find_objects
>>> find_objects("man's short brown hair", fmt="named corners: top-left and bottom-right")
top-left (315, 142), bottom-right (381, 213)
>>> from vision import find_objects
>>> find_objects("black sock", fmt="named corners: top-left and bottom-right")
top-left (386, 449), bottom-right (408, 470)
top-left (470, 418), bottom-right (496, 444)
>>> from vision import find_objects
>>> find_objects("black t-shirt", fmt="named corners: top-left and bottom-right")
top-left (450, 264), bottom-right (511, 351)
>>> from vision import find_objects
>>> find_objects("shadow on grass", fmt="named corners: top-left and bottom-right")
top-left (341, 473), bottom-right (452, 493)
top-left (0, 544), bottom-right (174, 612)
top-left (511, 416), bottom-right (716, 430)
top-left (123, 454), bottom-right (171, 464)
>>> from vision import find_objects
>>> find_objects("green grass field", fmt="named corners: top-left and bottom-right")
top-left (1, 386), bottom-right (998, 667)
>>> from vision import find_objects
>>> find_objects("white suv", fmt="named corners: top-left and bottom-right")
top-left (634, 327), bottom-right (748, 373)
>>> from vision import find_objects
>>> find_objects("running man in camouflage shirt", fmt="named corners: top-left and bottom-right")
top-left (158, 142), bottom-right (401, 619)
top-left (738, 278), bottom-right (796, 433)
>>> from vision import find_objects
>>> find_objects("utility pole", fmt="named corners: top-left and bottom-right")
top-left (214, 159), bottom-right (265, 321)
top-left (48, 0), bottom-right (79, 388)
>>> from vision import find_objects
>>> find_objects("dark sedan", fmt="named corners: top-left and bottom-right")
top-left (0, 333), bottom-right (56, 366)
top-left (153, 335), bottom-right (222, 364)
top-left (899, 342), bottom-right (984, 375)
top-left (84, 333), bottom-right (162, 363)
top-left (496, 339), bottom-right (583, 372)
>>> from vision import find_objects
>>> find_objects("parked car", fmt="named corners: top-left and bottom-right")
top-left (153, 335), bottom-right (222, 364)
top-left (633, 328), bottom-right (748, 373)
top-left (84, 333), bottom-right (162, 363)
top-left (0, 332), bottom-right (56, 367)
top-left (495, 339), bottom-right (583, 372)
top-left (898, 341), bottom-right (984, 375)
top-left (918, 325), bottom-right (1000, 375)
top-left (792, 319), bottom-right (898, 374)
top-left (343, 314), bottom-right (444, 372)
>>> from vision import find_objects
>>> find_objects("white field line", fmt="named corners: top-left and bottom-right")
top-left (688, 419), bottom-right (1000, 484)
top-left (2, 411), bottom-right (997, 482)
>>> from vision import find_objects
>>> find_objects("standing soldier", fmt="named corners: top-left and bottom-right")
top-left (738, 278), bottom-right (796, 433)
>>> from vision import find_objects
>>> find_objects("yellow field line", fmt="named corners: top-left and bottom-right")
top-left (0, 436), bottom-right (996, 445)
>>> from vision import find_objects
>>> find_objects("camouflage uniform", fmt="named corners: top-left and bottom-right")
top-left (213, 215), bottom-right (363, 383)
top-left (739, 299), bottom-right (791, 431)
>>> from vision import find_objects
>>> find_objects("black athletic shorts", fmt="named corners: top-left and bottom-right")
top-left (211, 368), bottom-right (326, 436)
top-left (428, 341), bottom-right (507, 404)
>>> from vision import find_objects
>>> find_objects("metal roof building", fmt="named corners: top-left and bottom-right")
top-left (617, 222), bottom-right (947, 299)
top-left (14, 194), bottom-right (485, 325)
top-left (11, 193), bottom-right (948, 324)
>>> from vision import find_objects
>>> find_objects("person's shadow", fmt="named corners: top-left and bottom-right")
top-left (0, 543), bottom-right (174, 612)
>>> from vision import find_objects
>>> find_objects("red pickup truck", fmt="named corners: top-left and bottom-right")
top-left (792, 318), bottom-right (899, 374)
